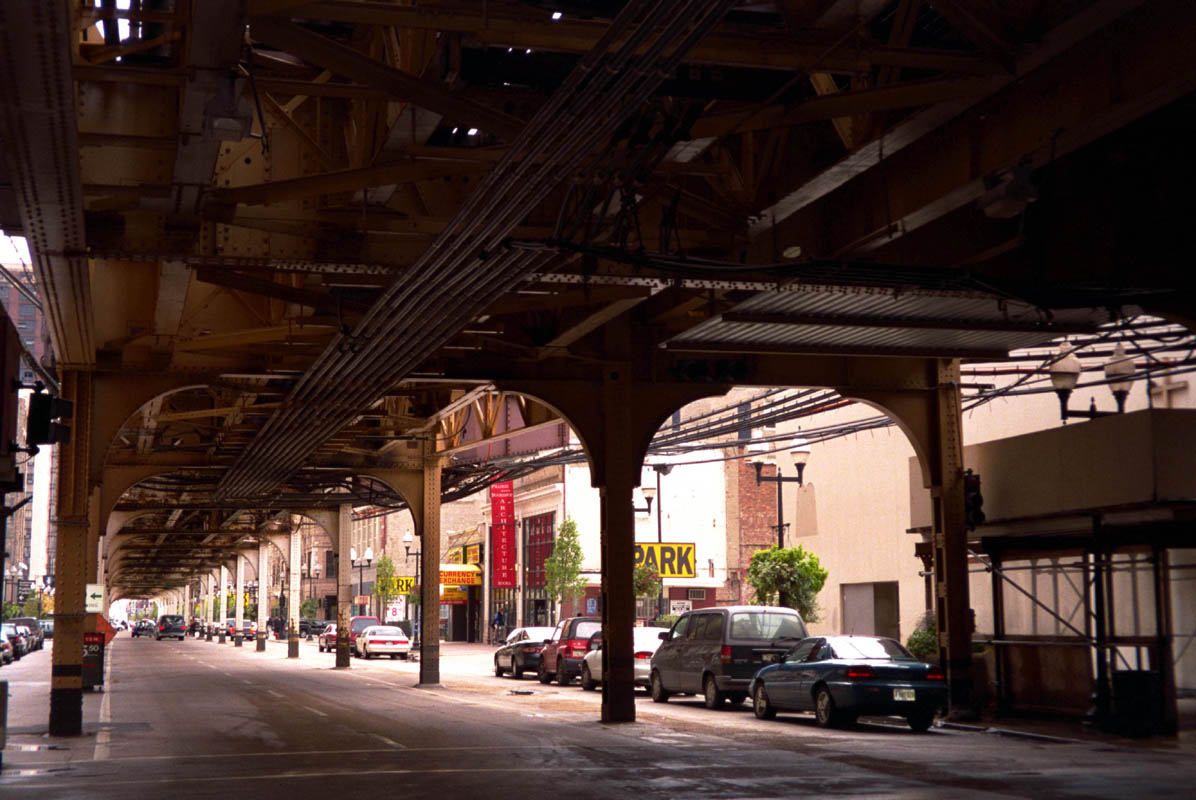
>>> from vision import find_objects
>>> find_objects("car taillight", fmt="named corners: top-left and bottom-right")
top-left (846, 666), bottom-right (875, 680)
top-left (720, 645), bottom-right (731, 664)
top-left (159, 625), bottom-right (165, 631)
top-left (926, 667), bottom-right (945, 680)
top-left (634, 651), bottom-right (653, 660)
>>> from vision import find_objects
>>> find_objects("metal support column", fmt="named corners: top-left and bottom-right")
top-left (48, 369), bottom-right (92, 737)
top-left (336, 504), bottom-right (352, 667)
top-left (234, 555), bottom-right (245, 647)
top-left (218, 565), bottom-right (227, 643)
top-left (206, 573), bottom-right (214, 641)
top-left (599, 368), bottom-right (637, 723)
top-left (256, 541), bottom-right (268, 651)
top-left (930, 360), bottom-right (973, 717)
top-left (1153, 545), bottom-right (1179, 734)
top-left (419, 441), bottom-right (442, 686)
top-left (288, 527), bottom-right (301, 658)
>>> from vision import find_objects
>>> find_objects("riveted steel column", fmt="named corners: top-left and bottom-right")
top-left (206, 573), bottom-right (214, 640)
top-left (336, 504), bottom-right (352, 668)
top-left (599, 366), bottom-right (637, 723)
top-left (931, 359), bottom-right (972, 716)
top-left (256, 541), bottom-right (268, 651)
top-left (49, 369), bottom-right (92, 737)
top-left (218, 565), bottom-right (228, 643)
top-left (419, 440), bottom-right (442, 686)
top-left (48, 371), bottom-right (91, 734)
top-left (288, 526), bottom-right (301, 658)
top-left (234, 555), bottom-right (245, 647)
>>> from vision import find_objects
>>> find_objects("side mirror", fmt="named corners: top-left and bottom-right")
top-left (658, 630), bottom-right (668, 641)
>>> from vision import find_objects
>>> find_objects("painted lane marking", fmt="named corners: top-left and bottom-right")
top-left (267, 689), bottom-right (285, 698)
top-left (305, 706), bottom-right (328, 717)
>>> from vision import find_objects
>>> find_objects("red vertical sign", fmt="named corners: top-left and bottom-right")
top-left (490, 481), bottom-right (517, 588)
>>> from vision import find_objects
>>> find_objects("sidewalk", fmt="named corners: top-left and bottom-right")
top-left (938, 697), bottom-right (1196, 754)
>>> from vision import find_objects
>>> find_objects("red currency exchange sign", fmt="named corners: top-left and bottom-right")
top-left (490, 481), bottom-right (517, 588)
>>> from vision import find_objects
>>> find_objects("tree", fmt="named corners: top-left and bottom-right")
top-left (373, 554), bottom-right (397, 613)
top-left (745, 545), bottom-right (829, 623)
top-left (300, 598), bottom-right (319, 619)
top-left (633, 563), bottom-right (662, 601)
top-left (543, 516), bottom-right (588, 615)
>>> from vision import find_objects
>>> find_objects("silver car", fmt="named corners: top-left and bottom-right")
top-left (580, 627), bottom-right (664, 690)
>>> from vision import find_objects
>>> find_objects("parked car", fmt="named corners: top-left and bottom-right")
top-left (241, 620), bottom-right (257, 640)
top-left (41, 618), bottom-right (54, 639)
top-left (579, 627), bottom-right (664, 690)
top-left (0, 634), bottom-right (12, 664)
top-left (155, 614), bottom-right (186, 641)
top-left (749, 635), bottom-right (947, 731)
top-left (317, 623), bottom-right (338, 652)
top-left (349, 615), bottom-right (380, 654)
top-left (493, 626), bottom-right (555, 679)
top-left (10, 618), bottom-right (44, 650)
top-left (538, 617), bottom-right (602, 685)
top-left (2, 623), bottom-right (24, 659)
top-left (355, 625), bottom-right (411, 659)
top-left (12, 625), bottom-right (31, 657)
top-left (300, 618), bottom-right (327, 638)
top-left (650, 605), bottom-right (808, 708)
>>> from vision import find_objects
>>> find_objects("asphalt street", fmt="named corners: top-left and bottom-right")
top-left (1, 634), bottom-right (1192, 799)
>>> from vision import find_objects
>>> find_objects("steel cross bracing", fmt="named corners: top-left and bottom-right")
top-left (216, 0), bottom-right (739, 500)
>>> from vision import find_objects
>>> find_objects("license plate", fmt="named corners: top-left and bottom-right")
top-left (893, 688), bottom-right (915, 702)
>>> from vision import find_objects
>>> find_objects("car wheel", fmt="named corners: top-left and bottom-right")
top-left (814, 686), bottom-right (841, 728)
top-left (650, 671), bottom-right (670, 703)
top-left (538, 661), bottom-right (551, 684)
top-left (390, 654), bottom-right (398, 660)
top-left (753, 684), bottom-right (777, 720)
top-left (556, 662), bottom-right (571, 686)
top-left (512, 661), bottom-right (523, 679)
top-left (907, 711), bottom-right (934, 733)
top-left (703, 675), bottom-right (726, 709)
top-left (580, 663), bottom-right (596, 691)
top-left (495, 658), bottom-right (505, 677)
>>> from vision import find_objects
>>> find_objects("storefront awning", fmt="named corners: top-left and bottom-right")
top-left (438, 564), bottom-right (481, 586)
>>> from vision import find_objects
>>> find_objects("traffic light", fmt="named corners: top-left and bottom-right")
top-left (963, 468), bottom-right (985, 530)
top-left (27, 388), bottom-right (74, 445)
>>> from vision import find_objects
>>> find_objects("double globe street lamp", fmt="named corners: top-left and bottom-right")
top-left (1049, 342), bottom-right (1136, 422)
top-left (401, 530), bottom-right (421, 648)
top-left (749, 437), bottom-right (812, 548)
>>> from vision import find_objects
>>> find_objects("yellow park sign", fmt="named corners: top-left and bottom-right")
top-left (376, 576), bottom-right (416, 594)
top-left (634, 542), bottom-right (696, 578)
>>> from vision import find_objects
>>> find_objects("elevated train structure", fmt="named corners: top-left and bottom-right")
top-left (1, 0), bottom-right (1193, 735)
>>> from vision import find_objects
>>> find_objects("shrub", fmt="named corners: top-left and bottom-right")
top-left (906, 612), bottom-right (938, 661)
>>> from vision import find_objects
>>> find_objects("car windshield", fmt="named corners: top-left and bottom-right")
top-left (369, 627), bottom-right (405, 637)
top-left (729, 611), bottom-right (806, 641)
top-left (830, 637), bottom-right (914, 660)
top-left (572, 621), bottom-right (602, 639)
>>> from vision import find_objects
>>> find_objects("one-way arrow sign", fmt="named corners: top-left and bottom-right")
top-left (85, 583), bottom-right (106, 613)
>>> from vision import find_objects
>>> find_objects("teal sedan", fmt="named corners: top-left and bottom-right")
top-left (748, 636), bottom-right (947, 732)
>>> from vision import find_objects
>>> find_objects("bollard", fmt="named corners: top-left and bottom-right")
top-left (234, 633), bottom-right (243, 648)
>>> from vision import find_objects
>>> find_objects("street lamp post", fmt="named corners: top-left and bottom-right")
top-left (1049, 343), bottom-right (1136, 423)
top-left (402, 531), bottom-right (420, 648)
top-left (647, 464), bottom-right (673, 618)
top-left (751, 438), bottom-right (812, 548)
top-left (350, 545), bottom-right (374, 616)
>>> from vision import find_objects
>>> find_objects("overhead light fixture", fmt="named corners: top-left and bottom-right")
top-left (467, 128), bottom-right (479, 136)
top-left (781, 245), bottom-right (802, 259)
top-left (552, 11), bottom-right (563, 20)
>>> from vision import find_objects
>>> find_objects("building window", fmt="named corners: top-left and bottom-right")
top-left (687, 588), bottom-right (706, 600)
top-left (522, 513), bottom-right (555, 626)
top-left (737, 402), bottom-right (751, 441)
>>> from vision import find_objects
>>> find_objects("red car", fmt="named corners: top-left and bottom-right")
top-left (349, 615), bottom-right (380, 654)
top-left (538, 617), bottom-right (602, 686)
